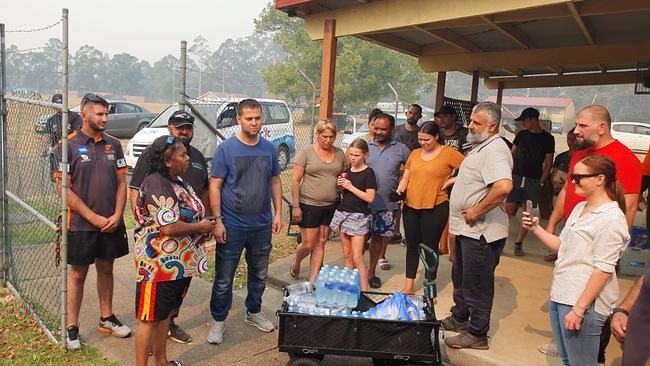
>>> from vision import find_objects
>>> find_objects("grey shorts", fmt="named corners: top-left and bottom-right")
top-left (507, 174), bottom-right (541, 205)
top-left (329, 210), bottom-right (370, 236)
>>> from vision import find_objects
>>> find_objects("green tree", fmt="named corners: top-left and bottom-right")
top-left (71, 45), bottom-right (108, 92)
top-left (107, 53), bottom-right (144, 96)
top-left (254, 3), bottom-right (435, 110)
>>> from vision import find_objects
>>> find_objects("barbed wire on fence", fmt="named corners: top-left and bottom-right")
top-left (5, 20), bottom-right (62, 33)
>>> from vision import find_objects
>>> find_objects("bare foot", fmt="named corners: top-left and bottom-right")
top-left (289, 259), bottom-right (300, 280)
top-left (400, 288), bottom-right (415, 295)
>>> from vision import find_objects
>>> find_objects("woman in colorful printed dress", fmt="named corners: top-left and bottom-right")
top-left (133, 135), bottom-right (215, 366)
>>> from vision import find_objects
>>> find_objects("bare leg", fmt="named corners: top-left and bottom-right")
top-left (402, 278), bottom-right (416, 295)
top-left (67, 265), bottom-right (89, 327)
top-left (505, 202), bottom-right (519, 217)
top-left (135, 320), bottom-right (155, 366)
top-left (394, 205), bottom-right (402, 236)
top-left (340, 232), bottom-right (354, 270)
top-left (152, 316), bottom-right (171, 366)
top-left (95, 258), bottom-right (115, 318)
top-left (308, 226), bottom-right (330, 283)
top-left (291, 227), bottom-right (319, 278)
top-left (351, 235), bottom-right (369, 291)
top-left (368, 234), bottom-right (388, 278)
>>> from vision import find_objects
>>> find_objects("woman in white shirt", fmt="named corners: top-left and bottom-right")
top-left (522, 154), bottom-right (630, 366)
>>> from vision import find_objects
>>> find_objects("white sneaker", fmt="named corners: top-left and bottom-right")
top-left (66, 325), bottom-right (82, 351)
top-left (244, 311), bottom-right (274, 332)
top-left (538, 342), bottom-right (561, 358)
top-left (98, 314), bottom-right (132, 338)
top-left (207, 320), bottom-right (225, 344)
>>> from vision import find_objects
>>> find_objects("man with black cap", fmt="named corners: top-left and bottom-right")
top-left (505, 107), bottom-right (554, 256)
top-left (129, 110), bottom-right (210, 344)
top-left (43, 93), bottom-right (83, 176)
top-left (436, 105), bottom-right (470, 155)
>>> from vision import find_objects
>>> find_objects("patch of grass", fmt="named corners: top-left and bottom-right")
top-left (202, 229), bottom-right (298, 290)
top-left (0, 290), bottom-right (118, 366)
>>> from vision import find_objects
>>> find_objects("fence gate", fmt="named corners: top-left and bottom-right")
top-left (0, 10), bottom-right (70, 349)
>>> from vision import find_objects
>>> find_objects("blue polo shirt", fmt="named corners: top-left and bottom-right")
top-left (367, 138), bottom-right (411, 211)
top-left (211, 136), bottom-right (280, 230)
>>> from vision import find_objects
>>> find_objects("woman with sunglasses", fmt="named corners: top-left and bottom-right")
top-left (133, 135), bottom-right (215, 366)
top-left (522, 154), bottom-right (630, 366)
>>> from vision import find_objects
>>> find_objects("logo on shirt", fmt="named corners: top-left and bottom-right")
top-left (116, 158), bottom-right (126, 168)
top-left (80, 154), bottom-right (90, 162)
top-left (192, 162), bottom-right (204, 170)
top-left (77, 145), bottom-right (89, 154)
top-left (104, 144), bottom-right (115, 155)
top-left (106, 154), bottom-right (115, 161)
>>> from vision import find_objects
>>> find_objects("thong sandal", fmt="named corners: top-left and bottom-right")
top-left (289, 260), bottom-right (300, 280)
top-left (170, 361), bottom-right (185, 366)
top-left (378, 258), bottom-right (391, 270)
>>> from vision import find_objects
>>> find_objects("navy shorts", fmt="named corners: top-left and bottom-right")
top-left (67, 224), bottom-right (129, 265)
top-left (506, 175), bottom-right (541, 205)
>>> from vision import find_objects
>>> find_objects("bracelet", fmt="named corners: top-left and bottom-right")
top-left (611, 307), bottom-right (629, 317)
top-left (571, 308), bottom-right (585, 319)
top-left (292, 206), bottom-right (300, 209)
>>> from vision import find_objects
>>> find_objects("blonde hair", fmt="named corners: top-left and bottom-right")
top-left (315, 119), bottom-right (337, 136)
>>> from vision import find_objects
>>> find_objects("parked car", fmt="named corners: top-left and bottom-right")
top-left (125, 98), bottom-right (296, 170)
top-left (611, 122), bottom-right (650, 156)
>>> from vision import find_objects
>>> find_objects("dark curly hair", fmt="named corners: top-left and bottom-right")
top-left (146, 135), bottom-right (185, 177)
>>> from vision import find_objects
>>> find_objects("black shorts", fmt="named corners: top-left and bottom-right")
top-left (67, 224), bottom-right (129, 265)
top-left (135, 277), bottom-right (191, 321)
top-left (299, 202), bottom-right (338, 229)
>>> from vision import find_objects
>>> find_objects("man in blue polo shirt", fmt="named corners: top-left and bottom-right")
top-left (207, 99), bottom-right (283, 345)
top-left (367, 113), bottom-right (411, 288)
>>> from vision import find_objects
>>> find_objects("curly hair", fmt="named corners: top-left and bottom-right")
top-left (145, 135), bottom-right (184, 177)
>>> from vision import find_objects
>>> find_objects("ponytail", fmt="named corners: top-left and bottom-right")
top-left (611, 180), bottom-right (626, 213)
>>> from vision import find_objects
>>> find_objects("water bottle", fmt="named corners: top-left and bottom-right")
top-left (324, 272), bottom-right (337, 305)
top-left (346, 276), bottom-right (359, 308)
top-left (286, 282), bottom-right (315, 296)
top-left (352, 268), bottom-right (361, 289)
top-left (336, 273), bottom-right (348, 306)
top-left (315, 268), bottom-right (328, 303)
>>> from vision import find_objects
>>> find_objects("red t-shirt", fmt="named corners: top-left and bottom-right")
top-left (564, 140), bottom-right (642, 221)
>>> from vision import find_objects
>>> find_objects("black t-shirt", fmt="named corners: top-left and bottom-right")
top-left (512, 130), bottom-right (555, 178)
top-left (553, 150), bottom-right (572, 173)
top-left (337, 167), bottom-right (377, 214)
top-left (45, 111), bottom-right (83, 146)
top-left (394, 125), bottom-right (419, 151)
top-left (130, 143), bottom-right (209, 197)
top-left (441, 126), bottom-right (470, 155)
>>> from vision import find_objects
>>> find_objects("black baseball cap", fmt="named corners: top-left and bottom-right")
top-left (515, 107), bottom-right (540, 121)
top-left (434, 105), bottom-right (456, 117)
top-left (168, 111), bottom-right (195, 127)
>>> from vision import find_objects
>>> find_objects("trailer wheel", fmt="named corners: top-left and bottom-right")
top-left (287, 356), bottom-right (321, 366)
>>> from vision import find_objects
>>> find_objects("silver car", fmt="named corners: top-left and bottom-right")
top-left (69, 100), bottom-right (157, 138)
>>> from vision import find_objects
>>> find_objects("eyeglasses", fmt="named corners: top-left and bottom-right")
top-left (571, 173), bottom-right (601, 184)
top-left (81, 93), bottom-right (108, 109)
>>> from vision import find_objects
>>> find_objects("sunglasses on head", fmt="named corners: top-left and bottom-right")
top-left (81, 93), bottom-right (108, 108)
top-left (172, 112), bottom-right (193, 122)
top-left (166, 135), bottom-right (175, 145)
top-left (570, 173), bottom-right (601, 184)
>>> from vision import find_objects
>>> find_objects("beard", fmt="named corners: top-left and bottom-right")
top-left (467, 128), bottom-right (490, 145)
top-left (574, 135), bottom-right (597, 150)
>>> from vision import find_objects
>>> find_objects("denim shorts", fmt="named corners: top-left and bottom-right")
top-left (330, 210), bottom-right (370, 236)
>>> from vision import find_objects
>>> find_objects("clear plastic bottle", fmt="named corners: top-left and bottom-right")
top-left (352, 268), bottom-right (361, 290)
top-left (336, 272), bottom-right (348, 306)
top-left (324, 272), bottom-right (337, 305)
top-left (315, 268), bottom-right (328, 304)
top-left (346, 276), bottom-right (359, 308)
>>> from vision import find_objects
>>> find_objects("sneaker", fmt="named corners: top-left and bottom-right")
top-left (441, 315), bottom-right (468, 333)
top-left (244, 311), bottom-right (275, 332)
top-left (207, 320), bottom-right (225, 344)
top-left (444, 332), bottom-right (489, 350)
top-left (389, 233), bottom-right (402, 244)
top-left (514, 243), bottom-right (524, 256)
top-left (537, 342), bottom-right (561, 358)
top-left (98, 314), bottom-right (132, 338)
top-left (66, 325), bottom-right (82, 351)
top-left (168, 323), bottom-right (193, 344)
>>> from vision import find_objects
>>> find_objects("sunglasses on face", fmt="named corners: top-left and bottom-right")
top-left (571, 173), bottom-right (601, 184)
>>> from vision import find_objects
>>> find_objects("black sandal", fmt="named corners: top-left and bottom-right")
top-left (170, 361), bottom-right (184, 366)
top-left (368, 276), bottom-right (382, 289)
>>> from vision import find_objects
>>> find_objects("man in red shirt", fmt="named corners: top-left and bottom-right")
top-left (544, 104), bottom-right (641, 363)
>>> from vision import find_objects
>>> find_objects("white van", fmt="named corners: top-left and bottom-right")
top-left (125, 98), bottom-right (296, 170)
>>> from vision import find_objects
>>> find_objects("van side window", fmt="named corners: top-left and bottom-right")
top-left (267, 103), bottom-right (290, 125)
top-left (217, 103), bottom-right (238, 128)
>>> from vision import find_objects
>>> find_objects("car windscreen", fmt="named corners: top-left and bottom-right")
top-left (150, 103), bottom-right (224, 128)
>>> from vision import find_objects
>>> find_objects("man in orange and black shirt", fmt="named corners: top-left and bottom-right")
top-left (53, 93), bottom-right (131, 350)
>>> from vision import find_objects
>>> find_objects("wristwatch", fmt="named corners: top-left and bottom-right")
top-left (611, 307), bottom-right (629, 316)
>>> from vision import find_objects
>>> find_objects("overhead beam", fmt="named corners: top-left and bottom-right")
top-left (547, 66), bottom-right (563, 74)
top-left (484, 71), bottom-right (640, 89)
top-left (419, 40), bottom-right (650, 72)
top-left (597, 64), bottom-right (607, 73)
top-left (358, 34), bottom-right (421, 57)
top-left (504, 68), bottom-right (524, 77)
top-left (414, 26), bottom-right (481, 53)
top-left (567, 2), bottom-right (594, 45)
top-left (480, 15), bottom-right (533, 49)
top-left (489, 0), bottom-right (650, 22)
top-left (302, 0), bottom-right (568, 40)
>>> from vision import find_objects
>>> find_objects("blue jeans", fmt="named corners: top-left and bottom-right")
top-left (549, 300), bottom-right (608, 366)
top-left (210, 226), bottom-right (272, 321)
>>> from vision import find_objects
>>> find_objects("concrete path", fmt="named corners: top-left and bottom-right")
top-left (78, 211), bottom-right (638, 365)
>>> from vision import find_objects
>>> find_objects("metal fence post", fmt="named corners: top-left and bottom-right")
top-left (0, 23), bottom-right (8, 288)
top-left (60, 8), bottom-right (69, 350)
top-left (179, 40), bottom-right (187, 111)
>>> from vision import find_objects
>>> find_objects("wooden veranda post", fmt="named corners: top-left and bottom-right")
top-left (319, 19), bottom-right (336, 121)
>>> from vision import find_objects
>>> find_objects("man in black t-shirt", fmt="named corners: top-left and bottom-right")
top-left (43, 94), bottom-right (83, 176)
top-left (128, 110), bottom-right (209, 344)
top-left (436, 106), bottom-right (471, 155)
top-left (505, 107), bottom-right (555, 256)
top-left (394, 104), bottom-right (421, 151)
